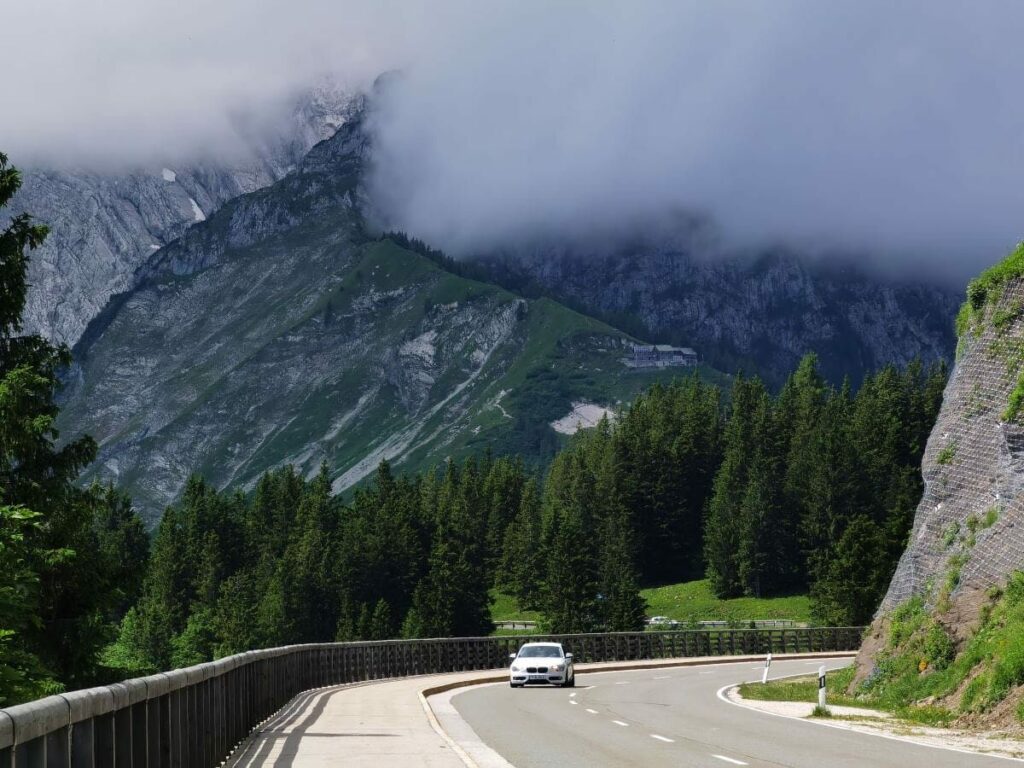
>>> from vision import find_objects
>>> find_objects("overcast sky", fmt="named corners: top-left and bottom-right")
top-left (5, 1), bottom-right (1024, 281)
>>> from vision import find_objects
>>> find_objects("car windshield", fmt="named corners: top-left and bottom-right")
top-left (518, 645), bottom-right (562, 658)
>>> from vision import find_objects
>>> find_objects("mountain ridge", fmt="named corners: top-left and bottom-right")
top-left (11, 84), bottom-right (359, 345)
top-left (473, 245), bottom-right (959, 386)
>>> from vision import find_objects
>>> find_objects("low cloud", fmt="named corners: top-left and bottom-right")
top-left (5, 1), bottom-right (1024, 281)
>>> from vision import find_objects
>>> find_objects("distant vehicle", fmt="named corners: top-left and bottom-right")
top-left (509, 642), bottom-right (575, 688)
top-left (646, 616), bottom-right (680, 627)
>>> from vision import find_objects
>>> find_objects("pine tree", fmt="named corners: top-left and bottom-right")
top-left (369, 599), bottom-right (393, 640)
top-left (0, 506), bottom-right (54, 704)
top-left (597, 494), bottom-right (647, 631)
top-left (408, 461), bottom-right (492, 637)
top-left (0, 151), bottom-right (149, 692)
top-left (704, 375), bottom-right (764, 597)
top-left (497, 479), bottom-right (544, 609)
top-left (540, 450), bottom-right (601, 632)
top-left (736, 388), bottom-right (804, 597)
top-left (810, 516), bottom-right (889, 626)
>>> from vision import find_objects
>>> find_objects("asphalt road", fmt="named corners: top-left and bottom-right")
top-left (451, 657), bottom-right (1014, 767)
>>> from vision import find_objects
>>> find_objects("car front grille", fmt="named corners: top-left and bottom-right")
top-left (525, 666), bottom-right (550, 673)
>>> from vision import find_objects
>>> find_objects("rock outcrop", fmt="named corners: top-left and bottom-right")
top-left (478, 248), bottom-right (958, 385)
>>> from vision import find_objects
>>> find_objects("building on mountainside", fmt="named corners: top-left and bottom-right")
top-left (625, 343), bottom-right (699, 369)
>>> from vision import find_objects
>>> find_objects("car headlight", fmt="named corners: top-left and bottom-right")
top-left (511, 665), bottom-right (522, 672)
top-left (550, 664), bottom-right (563, 671)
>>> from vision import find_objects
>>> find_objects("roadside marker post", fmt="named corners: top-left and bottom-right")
top-left (761, 653), bottom-right (772, 684)
top-left (818, 665), bottom-right (827, 709)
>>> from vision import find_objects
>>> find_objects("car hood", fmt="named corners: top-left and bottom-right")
top-left (512, 657), bottom-right (566, 667)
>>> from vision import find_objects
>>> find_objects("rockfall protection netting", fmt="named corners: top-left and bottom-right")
top-left (880, 278), bottom-right (1024, 613)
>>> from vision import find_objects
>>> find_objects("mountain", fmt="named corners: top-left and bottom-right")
top-left (10, 84), bottom-right (357, 345)
top-left (476, 246), bottom-right (959, 386)
top-left (59, 113), bottom-right (718, 523)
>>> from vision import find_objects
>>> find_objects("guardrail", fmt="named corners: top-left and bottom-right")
top-left (493, 620), bottom-right (538, 630)
top-left (0, 626), bottom-right (864, 768)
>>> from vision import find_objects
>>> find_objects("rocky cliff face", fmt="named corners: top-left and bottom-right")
top-left (10, 84), bottom-right (357, 345)
top-left (859, 258), bottom-right (1024, 670)
top-left (479, 248), bottom-right (959, 385)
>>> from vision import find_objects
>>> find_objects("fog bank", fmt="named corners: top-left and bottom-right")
top-left (6, 1), bottom-right (1024, 280)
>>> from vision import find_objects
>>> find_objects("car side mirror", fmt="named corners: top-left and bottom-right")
top-left (509, 653), bottom-right (517, 661)
top-left (565, 653), bottom-right (573, 660)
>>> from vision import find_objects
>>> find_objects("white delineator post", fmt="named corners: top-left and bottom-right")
top-left (818, 665), bottom-right (827, 709)
top-left (761, 653), bottom-right (772, 684)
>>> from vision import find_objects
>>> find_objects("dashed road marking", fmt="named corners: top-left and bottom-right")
top-left (698, 671), bottom-right (714, 675)
top-left (586, 708), bottom-right (599, 714)
top-left (653, 675), bottom-right (671, 679)
top-left (570, 700), bottom-right (578, 705)
top-left (650, 734), bottom-right (674, 743)
top-left (615, 681), bottom-right (630, 685)
top-left (612, 720), bottom-right (629, 727)
top-left (711, 756), bottom-right (748, 766)
top-left (569, 692), bottom-right (577, 698)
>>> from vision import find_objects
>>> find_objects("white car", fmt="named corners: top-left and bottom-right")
top-left (509, 642), bottom-right (575, 688)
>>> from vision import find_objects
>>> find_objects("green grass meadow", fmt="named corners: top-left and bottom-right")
top-left (490, 579), bottom-right (812, 632)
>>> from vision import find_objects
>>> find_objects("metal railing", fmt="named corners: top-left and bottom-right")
top-left (0, 626), bottom-right (864, 768)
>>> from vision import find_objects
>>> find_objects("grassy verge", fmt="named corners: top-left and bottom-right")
top-left (745, 572), bottom-right (1024, 729)
top-left (641, 580), bottom-right (812, 626)
top-left (861, 574), bottom-right (1024, 727)
top-left (738, 666), bottom-right (952, 726)
top-left (739, 666), bottom-right (863, 708)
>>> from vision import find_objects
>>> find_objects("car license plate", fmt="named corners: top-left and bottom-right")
top-left (529, 674), bottom-right (546, 680)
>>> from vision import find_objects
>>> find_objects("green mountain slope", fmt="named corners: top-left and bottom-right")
top-left (60, 118), bottom-right (721, 522)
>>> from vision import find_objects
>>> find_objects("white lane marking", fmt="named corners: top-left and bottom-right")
top-left (578, 656), bottom-right (854, 681)
top-left (612, 720), bottom-right (629, 727)
top-left (653, 675), bottom-right (671, 679)
top-left (714, 682), bottom-right (1024, 763)
top-left (615, 681), bottom-right (630, 685)
top-left (570, 700), bottom-right (578, 705)
top-left (712, 756), bottom-right (748, 766)
top-left (586, 708), bottom-right (599, 714)
top-left (569, 692), bottom-right (577, 698)
top-left (650, 734), bottom-right (675, 743)
top-left (698, 671), bottom-right (714, 674)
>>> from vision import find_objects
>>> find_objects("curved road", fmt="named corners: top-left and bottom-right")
top-left (451, 657), bottom-right (1013, 767)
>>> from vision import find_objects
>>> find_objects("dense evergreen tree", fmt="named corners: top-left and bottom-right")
top-left (540, 449), bottom-right (602, 632)
top-left (704, 375), bottom-right (765, 597)
top-left (0, 506), bottom-right (53, 704)
top-left (0, 153), bottom-right (148, 700)
top-left (496, 479), bottom-right (544, 609)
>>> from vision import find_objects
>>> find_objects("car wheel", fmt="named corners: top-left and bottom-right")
top-left (563, 673), bottom-right (575, 688)
top-left (510, 682), bottom-right (522, 688)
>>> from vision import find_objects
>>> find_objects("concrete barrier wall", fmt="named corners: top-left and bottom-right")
top-left (0, 626), bottom-right (864, 768)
